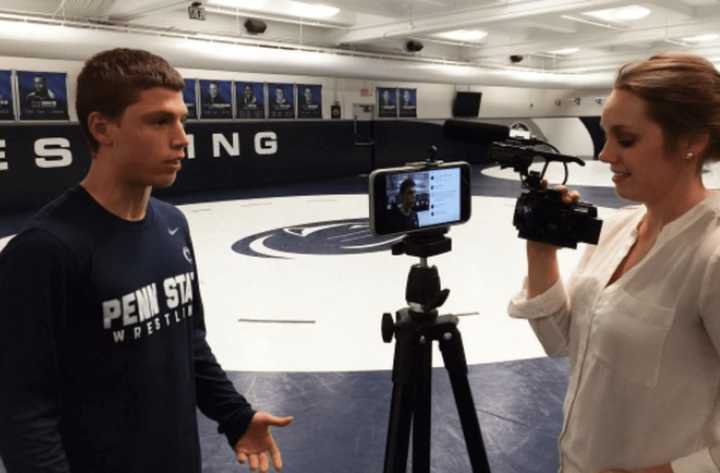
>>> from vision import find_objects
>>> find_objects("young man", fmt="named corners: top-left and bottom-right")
top-left (389, 178), bottom-right (419, 231)
top-left (0, 48), bottom-right (292, 473)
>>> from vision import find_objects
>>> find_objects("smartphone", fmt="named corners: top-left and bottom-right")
top-left (369, 161), bottom-right (472, 236)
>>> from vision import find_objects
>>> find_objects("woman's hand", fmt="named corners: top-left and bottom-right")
top-left (526, 182), bottom-right (581, 254)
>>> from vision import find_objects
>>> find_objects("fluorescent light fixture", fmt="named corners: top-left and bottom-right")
top-left (207, 0), bottom-right (267, 8)
top-left (682, 33), bottom-right (719, 43)
top-left (208, 0), bottom-right (339, 18)
top-left (287, 2), bottom-right (339, 18)
top-left (548, 47), bottom-right (579, 55)
top-left (433, 29), bottom-right (488, 42)
top-left (583, 5), bottom-right (650, 23)
top-left (561, 14), bottom-right (625, 30)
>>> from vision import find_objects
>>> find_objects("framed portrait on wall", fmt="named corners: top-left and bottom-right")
top-left (377, 87), bottom-right (397, 118)
top-left (398, 88), bottom-right (417, 118)
top-left (268, 83), bottom-right (294, 119)
top-left (199, 79), bottom-right (233, 119)
top-left (297, 84), bottom-right (322, 119)
top-left (17, 71), bottom-right (69, 120)
top-left (183, 79), bottom-right (198, 119)
top-left (0, 71), bottom-right (14, 120)
top-left (236, 81), bottom-right (265, 119)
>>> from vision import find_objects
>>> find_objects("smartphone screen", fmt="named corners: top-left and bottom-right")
top-left (370, 162), bottom-right (471, 235)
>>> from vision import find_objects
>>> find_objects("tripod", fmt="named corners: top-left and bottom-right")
top-left (381, 229), bottom-right (491, 473)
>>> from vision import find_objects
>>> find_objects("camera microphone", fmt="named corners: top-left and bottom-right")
top-left (442, 120), bottom-right (510, 145)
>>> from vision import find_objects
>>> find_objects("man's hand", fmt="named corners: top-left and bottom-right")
top-left (233, 411), bottom-right (294, 472)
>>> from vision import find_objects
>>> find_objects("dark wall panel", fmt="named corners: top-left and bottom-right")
top-left (0, 119), bottom-right (495, 212)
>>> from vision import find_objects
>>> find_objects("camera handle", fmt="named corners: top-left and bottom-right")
top-left (520, 160), bottom-right (571, 190)
top-left (381, 230), bottom-right (492, 473)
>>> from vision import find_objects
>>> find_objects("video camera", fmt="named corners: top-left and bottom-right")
top-left (443, 120), bottom-right (602, 249)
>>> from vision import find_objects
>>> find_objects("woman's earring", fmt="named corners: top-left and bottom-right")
top-left (685, 152), bottom-right (694, 161)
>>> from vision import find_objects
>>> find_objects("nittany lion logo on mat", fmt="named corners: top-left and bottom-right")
top-left (232, 218), bottom-right (402, 259)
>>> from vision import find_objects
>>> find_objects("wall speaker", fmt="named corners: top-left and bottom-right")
top-left (244, 18), bottom-right (267, 35)
top-left (404, 40), bottom-right (424, 53)
top-left (188, 1), bottom-right (206, 20)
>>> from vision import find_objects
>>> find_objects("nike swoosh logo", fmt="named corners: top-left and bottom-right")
top-left (168, 227), bottom-right (180, 236)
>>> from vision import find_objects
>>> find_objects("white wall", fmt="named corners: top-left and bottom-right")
top-left (532, 118), bottom-right (595, 156)
top-left (0, 55), bottom-right (610, 122)
top-left (468, 85), bottom-right (611, 118)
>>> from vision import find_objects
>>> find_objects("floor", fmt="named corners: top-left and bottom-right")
top-left (2, 161), bottom-right (718, 473)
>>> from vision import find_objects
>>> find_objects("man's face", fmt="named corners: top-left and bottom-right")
top-left (383, 91), bottom-right (389, 102)
top-left (105, 87), bottom-right (189, 189)
top-left (33, 77), bottom-right (45, 92)
top-left (402, 185), bottom-right (416, 211)
top-left (276, 89), bottom-right (284, 100)
top-left (304, 89), bottom-right (312, 101)
top-left (209, 83), bottom-right (218, 97)
top-left (244, 86), bottom-right (252, 97)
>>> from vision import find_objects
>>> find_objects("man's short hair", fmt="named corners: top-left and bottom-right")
top-left (76, 48), bottom-right (185, 152)
top-left (400, 178), bottom-right (416, 194)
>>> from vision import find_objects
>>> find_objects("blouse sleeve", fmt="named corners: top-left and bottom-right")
top-left (507, 242), bottom-right (598, 357)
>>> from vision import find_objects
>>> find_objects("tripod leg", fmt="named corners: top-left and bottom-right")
top-left (438, 326), bottom-right (492, 473)
top-left (384, 317), bottom-right (419, 473)
top-left (412, 339), bottom-right (432, 473)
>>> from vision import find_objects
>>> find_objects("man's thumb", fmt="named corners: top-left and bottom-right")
top-left (267, 415), bottom-right (294, 427)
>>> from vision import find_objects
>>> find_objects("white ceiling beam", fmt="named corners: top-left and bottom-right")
top-left (0, 0), bottom-right (82, 16)
top-left (332, 0), bottom-right (627, 44)
top-left (469, 17), bottom-right (720, 59)
top-left (107, 0), bottom-right (186, 22)
top-left (695, 4), bottom-right (720, 17)
top-left (514, 18), bottom-right (578, 34)
top-left (553, 43), bottom-right (720, 71)
top-left (52, 0), bottom-right (116, 18)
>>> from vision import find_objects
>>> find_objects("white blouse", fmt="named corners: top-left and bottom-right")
top-left (508, 192), bottom-right (720, 473)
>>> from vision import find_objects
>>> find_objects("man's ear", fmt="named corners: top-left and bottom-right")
top-left (87, 112), bottom-right (115, 148)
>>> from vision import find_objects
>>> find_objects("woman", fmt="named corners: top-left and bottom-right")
top-left (509, 53), bottom-right (720, 473)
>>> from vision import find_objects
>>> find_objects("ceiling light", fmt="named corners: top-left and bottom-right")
top-left (548, 47), bottom-right (579, 55)
top-left (207, 0), bottom-right (267, 8)
top-left (682, 33), bottom-right (719, 43)
top-left (583, 5), bottom-right (651, 23)
top-left (434, 29), bottom-right (488, 42)
top-left (207, 0), bottom-right (338, 19)
top-left (287, 2), bottom-right (339, 18)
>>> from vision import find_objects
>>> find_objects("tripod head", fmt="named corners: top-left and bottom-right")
top-left (391, 227), bottom-right (451, 259)
top-left (391, 228), bottom-right (451, 319)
